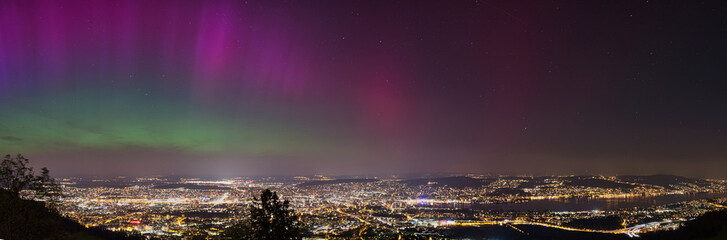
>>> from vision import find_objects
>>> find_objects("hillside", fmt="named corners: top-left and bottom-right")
top-left (297, 178), bottom-right (379, 187)
top-left (641, 210), bottom-right (727, 240)
top-left (0, 189), bottom-right (141, 240)
top-left (403, 176), bottom-right (493, 188)
top-left (617, 175), bottom-right (711, 189)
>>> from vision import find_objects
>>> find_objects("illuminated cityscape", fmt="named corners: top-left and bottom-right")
top-left (17, 174), bottom-right (725, 239)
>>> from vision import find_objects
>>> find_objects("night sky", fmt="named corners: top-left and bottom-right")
top-left (1, 1), bottom-right (726, 177)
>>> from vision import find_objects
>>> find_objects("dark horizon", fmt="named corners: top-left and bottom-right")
top-left (48, 172), bottom-right (723, 182)
top-left (1, 1), bottom-right (726, 178)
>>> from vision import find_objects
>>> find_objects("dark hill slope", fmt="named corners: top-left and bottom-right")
top-left (0, 189), bottom-right (141, 240)
top-left (641, 210), bottom-right (727, 240)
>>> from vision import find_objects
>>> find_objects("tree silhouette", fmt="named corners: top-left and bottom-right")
top-left (225, 189), bottom-right (305, 239)
top-left (33, 167), bottom-right (63, 208)
top-left (0, 154), bottom-right (61, 209)
top-left (0, 154), bottom-right (36, 196)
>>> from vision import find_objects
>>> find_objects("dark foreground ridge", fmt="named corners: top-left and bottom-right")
top-left (640, 210), bottom-right (727, 240)
top-left (0, 189), bottom-right (141, 240)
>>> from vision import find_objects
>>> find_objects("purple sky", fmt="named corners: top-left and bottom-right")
top-left (0, 1), bottom-right (726, 177)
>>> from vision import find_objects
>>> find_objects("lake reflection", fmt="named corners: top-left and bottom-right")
top-left (422, 192), bottom-right (727, 211)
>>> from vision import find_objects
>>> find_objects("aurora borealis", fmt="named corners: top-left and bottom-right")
top-left (1, 1), bottom-right (726, 177)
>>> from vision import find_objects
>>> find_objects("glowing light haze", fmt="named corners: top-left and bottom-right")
top-left (0, 1), bottom-right (725, 177)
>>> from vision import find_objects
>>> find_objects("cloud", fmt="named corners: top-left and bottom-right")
top-left (1, 136), bottom-right (22, 142)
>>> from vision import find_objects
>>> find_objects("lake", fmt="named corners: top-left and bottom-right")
top-left (422, 192), bottom-right (727, 211)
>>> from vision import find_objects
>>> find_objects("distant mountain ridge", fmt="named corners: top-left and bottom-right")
top-left (296, 178), bottom-right (380, 187)
top-left (616, 174), bottom-right (712, 189)
top-left (402, 176), bottom-right (493, 188)
top-left (400, 174), bottom-right (717, 191)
